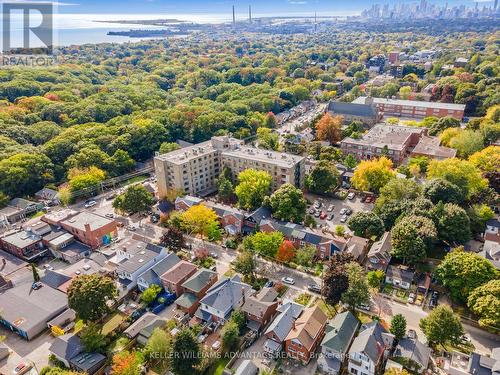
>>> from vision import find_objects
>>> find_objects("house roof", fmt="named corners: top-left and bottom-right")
top-left (41, 270), bottom-right (72, 289)
top-left (0, 281), bottom-right (68, 333)
top-left (200, 276), bottom-right (252, 315)
top-left (175, 196), bottom-right (203, 208)
top-left (181, 268), bottom-right (217, 293)
top-left (285, 305), bottom-right (328, 351)
top-left (175, 292), bottom-right (198, 309)
top-left (161, 260), bottom-right (197, 284)
top-left (328, 101), bottom-right (378, 118)
top-left (235, 360), bottom-right (259, 375)
top-left (256, 287), bottom-right (278, 303)
top-left (345, 236), bottom-right (369, 260)
top-left (394, 337), bottom-right (431, 370)
top-left (123, 312), bottom-right (164, 339)
top-left (115, 240), bottom-right (164, 274)
top-left (265, 301), bottom-right (304, 342)
top-left (139, 252), bottom-right (181, 285)
top-left (35, 188), bottom-right (59, 200)
top-left (61, 211), bottom-right (115, 232)
top-left (349, 322), bottom-right (393, 364)
top-left (386, 265), bottom-right (415, 284)
top-left (9, 198), bottom-right (39, 210)
top-left (368, 232), bottom-right (392, 259)
top-left (241, 290), bottom-right (278, 318)
top-left (321, 311), bottom-right (360, 353)
top-left (49, 333), bottom-right (83, 361)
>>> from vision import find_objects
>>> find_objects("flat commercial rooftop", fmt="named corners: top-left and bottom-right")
top-left (352, 96), bottom-right (465, 111)
top-left (342, 124), bottom-right (424, 151)
top-left (62, 212), bottom-right (114, 232)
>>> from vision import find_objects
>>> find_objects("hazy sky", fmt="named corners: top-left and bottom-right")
top-left (50, 0), bottom-right (489, 14)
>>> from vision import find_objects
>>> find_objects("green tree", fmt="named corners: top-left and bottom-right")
top-left (467, 279), bottom-right (500, 329)
top-left (367, 270), bottom-right (385, 289)
top-left (0, 192), bottom-right (9, 208)
top-left (232, 250), bottom-right (257, 281)
top-left (143, 328), bottom-right (172, 373)
top-left (419, 305), bottom-right (464, 347)
top-left (433, 203), bottom-right (471, 244)
top-left (235, 169), bottom-right (272, 210)
top-left (423, 178), bottom-right (465, 205)
top-left (221, 321), bottom-right (240, 351)
top-left (267, 183), bottom-right (306, 223)
top-left (111, 351), bottom-right (144, 375)
top-left (243, 231), bottom-right (284, 258)
top-left (449, 130), bottom-right (484, 158)
top-left (80, 323), bottom-right (107, 353)
top-left (305, 160), bottom-right (340, 195)
top-left (467, 204), bottom-right (495, 235)
top-left (31, 263), bottom-right (40, 283)
top-left (348, 211), bottom-right (384, 238)
top-left (113, 184), bottom-right (155, 214)
top-left (375, 178), bottom-right (421, 210)
top-left (391, 215), bottom-right (436, 264)
top-left (171, 328), bottom-right (201, 375)
top-left (108, 150), bottom-right (135, 177)
top-left (159, 142), bottom-right (180, 154)
top-left (217, 177), bottom-right (234, 203)
top-left (341, 262), bottom-right (370, 311)
top-left (67, 274), bottom-right (117, 322)
top-left (257, 127), bottom-right (279, 150)
top-left (181, 204), bottom-right (219, 239)
top-left (436, 248), bottom-right (499, 303)
top-left (322, 253), bottom-right (353, 308)
top-left (68, 166), bottom-right (106, 193)
top-left (159, 226), bottom-right (186, 253)
top-left (294, 245), bottom-right (317, 268)
top-left (390, 314), bottom-right (407, 341)
top-left (428, 116), bottom-right (461, 136)
top-left (141, 284), bottom-right (162, 305)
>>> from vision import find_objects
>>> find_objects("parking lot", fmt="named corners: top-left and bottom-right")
top-left (305, 192), bottom-right (375, 229)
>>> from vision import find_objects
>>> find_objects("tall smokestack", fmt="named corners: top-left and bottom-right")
top-left (232, 5), bottom-right (236, 26)
top-left (249, 5), bottom-right (252, 23)
top-left (314, 12), bottom-right (317, 32)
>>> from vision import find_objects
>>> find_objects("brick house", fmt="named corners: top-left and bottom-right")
top-left (174, 196), bottom-right (204, 211)
top-left (284, 305), bottom-right (328, 364)
top-left (160, 260), bottom-right (198, 296)
top-left (174, 268), bottom-right (218, 315)
top-left (264, 300), bottom-right (304, 357)
top-left (241, 287), bottom-right (279, 333)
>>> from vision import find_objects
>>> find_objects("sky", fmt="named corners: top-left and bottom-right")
top-left (21, 0), bottom-right (492, 15)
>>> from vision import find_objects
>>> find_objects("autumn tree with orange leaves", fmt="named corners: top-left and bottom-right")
top-left (111, 351), bottom-right (144, 375)
top-left (276, 240), bottom-right (296, 263)
top-left (316, 113), bottom-right (343, 144)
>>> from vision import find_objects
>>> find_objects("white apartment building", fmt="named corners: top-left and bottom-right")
top-left (154, 136), bottom-right (305, 198)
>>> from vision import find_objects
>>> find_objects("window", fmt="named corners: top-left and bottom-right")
top-left (350, 369), bottom-right (358, 375)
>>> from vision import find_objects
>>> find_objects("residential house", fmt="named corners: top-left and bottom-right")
top-left (43, 230), bottom-right (91, 264)
top-left (35, 188), bottom-right (60, 205)
top-left (111, 239), bottom-right (169, 291)
top-left (284, 305), bottom-right (328, 364)
top-left (161, 260), bottom-right (198, 295)
top-left (175, 268), bottom-right (218, 315)
top-left (389, 337), bottom-right (431, 374)
top-left (174, 196), bottom-right (204, 211)
top-left (365, 232), bottom-right (391, 272)
top-left (0, 228), bottom-right (47, 261)
top-left (0, 281), bottom-right (69, 340)
top-left (348, 322), bottom-right (395, 375)
top-left (137, 252), bottom-right (181, 291)
top-left (49, 334), bottom-right (106, 374)
top-left (445, 347), bottom-right (500, 375)
top-left (123, 312), bottom-right (167, 345)
top-left (481, 219), bottom-right (500, 269)
top-left (242, 286), bottom-right (279, 332)
top-left (264, 300), bottom-right (304, 357)
top-left (8, 198), bottom-right (44, 217)
top-left (196, 275), bottom-right (253, 324)
top-left (205, 201), bottom-right (246, 235)
top-left (318, 311), bottom-right (360, 375)
top-left (385, 265), bottom-right (415, 290)
top-left (345, 236), bottom-right (370, 262)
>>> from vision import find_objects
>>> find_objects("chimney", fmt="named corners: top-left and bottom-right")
top-left (84, 223), bottom-right (91, 234)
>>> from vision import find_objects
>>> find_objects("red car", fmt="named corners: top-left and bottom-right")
top-left (320, 211), bottom-right (327, 220)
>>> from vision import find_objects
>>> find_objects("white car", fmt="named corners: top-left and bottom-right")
top-left (340, 215), bottom-right (348, 223)
top-left (347, 192), bottom-right (355, 200)
top-left (281, 277), bottom-right (295, 285)
top-left (84, 200), bottom-right (97, 208)
top-left (339, 208), bottom-right (348, 215)
top-left (408, 293), bottom-right (416, 304)
top-left (211, 341), bottom-right (221, 350)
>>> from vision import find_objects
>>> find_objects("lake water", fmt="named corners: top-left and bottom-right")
top-left (2, 12), bottom-right (359, 48)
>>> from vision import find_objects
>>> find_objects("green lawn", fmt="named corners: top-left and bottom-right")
top-left (102, 313), bottom-right (126, 335)
top-left (316, 299), bottom-right (337, 319)
top-left (294, 293), bottom-right (312, 306)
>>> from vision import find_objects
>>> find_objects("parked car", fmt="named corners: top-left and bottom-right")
top-left (308, 208), bottom-right (315, 215)
top-left (429, 291), bottom-right (439, 308)
top-left (106, 193), bottom-right (117, 200)
top-left (308, 284), bottom-right (321, 293)
top-left (13, 363), bottom-right (32, 375)
top-left (408, 293), bottom-right (416, 304)
top-left (313, 201), bottom-right (321, 209)
top-left (407, 329), bottom-right (417, 339)
top-left (365, 196), bottom-right (373, 203)
top-left (339, 208), bottom-right (348, 215)
top-left (209, 251), bottom-right (218, 258)
top-left (320, 211), bottom-right (327, 220)
top-left (211, 341), bottom-right (221, 350)
top-left (347, 192), bottom-right (355, 200)
top-left (84, 200), bottom-right (97, 208)
top-left (340, 215), bottom-right (348, 223)
top-left (281, 277), bottom-right (295, 285)
top-left (105, 213), bottom-right (114, 218)
top-left (327, 214), bottom-right (334, 221)
top-left (345, 208), bottom-right (353, 215)
top-left (327, 205), bottom-right (334, 212)
top-left (359, 302), bottom-right (371, 311)
top-left (314, 211), bottom-right (321, 218)
top-left (32, 282), bottom-right (42, 290)
top-left (126, 225), bottom-right (137, 231)
top-left (264, 280), bottom-right (274, 288)
top-left (197, 334), bottom-right (208, 343)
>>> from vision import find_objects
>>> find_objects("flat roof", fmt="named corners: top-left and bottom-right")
top-left (222, 147), bottom-right (304, 169)
top-left (1, 230), bottom-right (42, 248)
top-left (155, 139), bottom-right (217, 164)
top-left (0, 282), bottom-right (68, 333)
top-left (412, 136), bottom-right (457, 159)
top-left (341, 124), bottom-right (424, 151)
top-left (62, 212), bottom-right (114, 232)
top-left (353, 96), bottom-right (465, 111)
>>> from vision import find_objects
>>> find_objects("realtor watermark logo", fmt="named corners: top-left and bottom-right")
top-left (1, 2), bottom-right (56, 67)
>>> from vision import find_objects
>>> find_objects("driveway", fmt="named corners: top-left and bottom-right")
top-left (305, 193), bottom-right (375, 229)
top-left (232, 334), bottom-right (276, 373)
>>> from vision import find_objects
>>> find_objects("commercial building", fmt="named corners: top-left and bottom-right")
top-left (352, 96), bottom-right (465, 120)
top-left (340, 124), bottom-right (456, 165)
top-left (154, 135), bottom-right (305, 198)
top-left (327, 100), bottom-right (381, 126)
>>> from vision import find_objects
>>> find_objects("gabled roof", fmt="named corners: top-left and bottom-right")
top-left (49, 334), bottom-right (83, 361)
top-left (175, 292), bottom-right (198, 309)
top-left (349, 322), bottom-right (394, 364)
top-left (386, 265), bottom-right (415, 284)
top-left (242, 287), bottom-right (278, 318)
top-left (41, 270), bottom-right (72, 289)
top-left (161, 260), bottom-right (197, 284)
top-left (175, 196), bottom-right (203, 208)
top-left (181, 268), bottom-right (217, 293)
top-left (200, 276), bottom-right (253, 314)
top-left (139, 252), bottom-right (181, 285)
top-left (394, 337), bottom-right (431, 370)
top-left (256, 287), bottom-right (278, 303)
top-left (266, 301), bottom-right (304, 342)
top-left (321, 311), bottom-right (360, 353)
top-left (285, 305), bottom-right (328, 351)
top-left (123, 312), bottom-right (164, 339)
top-left (368, 232), bottom-right (392, 259)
